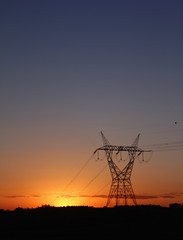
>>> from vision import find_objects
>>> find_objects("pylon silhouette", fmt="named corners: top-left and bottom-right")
top-left (94, 132), bottom-right (151, 206)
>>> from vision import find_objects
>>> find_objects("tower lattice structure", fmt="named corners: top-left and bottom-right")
top-left (94, 132), bottom-right (151, 207)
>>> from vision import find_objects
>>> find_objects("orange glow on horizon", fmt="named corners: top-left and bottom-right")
top-left (1, 147), bottom-right (183, 210)
top-left (1, 189), bottom-right (182, 210)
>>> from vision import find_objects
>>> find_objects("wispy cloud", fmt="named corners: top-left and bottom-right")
top-left (31, 194), bottom-right (42, 198)
top-left (79, 194), bottom-right (108, 199)
top-left (137, 192), bottom-right (183, 200)
top-left (3, 192), bottom-right (183, 200)
top-left (60, 194), bottom-right (76, 198)
top-left (78, 192), bottom-right (183, 200)
top-left (159, 192), bottom-right (183, 199)
top-left (136, 195), bottom-right (158, 199)
top-left (4, 194), bottom-right (42, 199)
top-left (5, 195), bottom-right (28, 199)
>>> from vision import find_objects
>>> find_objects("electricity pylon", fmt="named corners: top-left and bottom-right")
top-left (94, 132), bottom-right (151, 207)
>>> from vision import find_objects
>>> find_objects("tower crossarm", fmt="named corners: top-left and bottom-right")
top-left (94, 145), bottom-right (151, 154)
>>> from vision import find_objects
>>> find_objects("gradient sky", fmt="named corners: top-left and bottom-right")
top-left (1, 0), bottom-right (183, 209)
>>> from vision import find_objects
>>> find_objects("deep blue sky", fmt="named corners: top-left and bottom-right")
top-left (1, 0), bottom-right (183, 146)
top-left (1, 0), bottom-right (183, 208)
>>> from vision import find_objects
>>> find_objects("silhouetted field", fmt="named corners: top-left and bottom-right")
top-left (0, 205), bottom-right (182, 239)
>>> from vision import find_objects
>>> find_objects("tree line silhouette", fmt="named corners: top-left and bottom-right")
top-left (0, 205), bottom-right (182, 239)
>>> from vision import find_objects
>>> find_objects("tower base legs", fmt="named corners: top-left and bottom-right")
top-left (106, 180), bottom-right (137, 207)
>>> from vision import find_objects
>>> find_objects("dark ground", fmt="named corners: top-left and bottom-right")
top-left (0, 205), bottom-right (182, 239)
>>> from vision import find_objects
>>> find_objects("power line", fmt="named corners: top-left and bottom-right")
top-left (151, 147), bottom-right (183, 152)
top-left (140, 141), bottom-right (183, 148)
top-left (51, 154), bottom-right (93, 206)
top-left (141, 141), bottom-right (183, 152)
top-left (144, 145), bottom-right (183, 152)
top-left (83, 181), bottom-right (111, 206)
top-left (80, 164), bottom-right (108, 192)
top-left (62, 153), bottom-right (93, 193)
top-left (66, 164), bottom-right (108, 206)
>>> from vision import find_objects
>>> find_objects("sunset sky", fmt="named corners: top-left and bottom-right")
top-left (1, 0), bottom-right (183, 209)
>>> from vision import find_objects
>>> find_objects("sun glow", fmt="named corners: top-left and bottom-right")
top-left (53, 197), bottom-right (80, 207)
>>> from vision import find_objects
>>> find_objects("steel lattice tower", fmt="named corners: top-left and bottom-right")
top-left (94, 132), bottom-right (151, 207)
